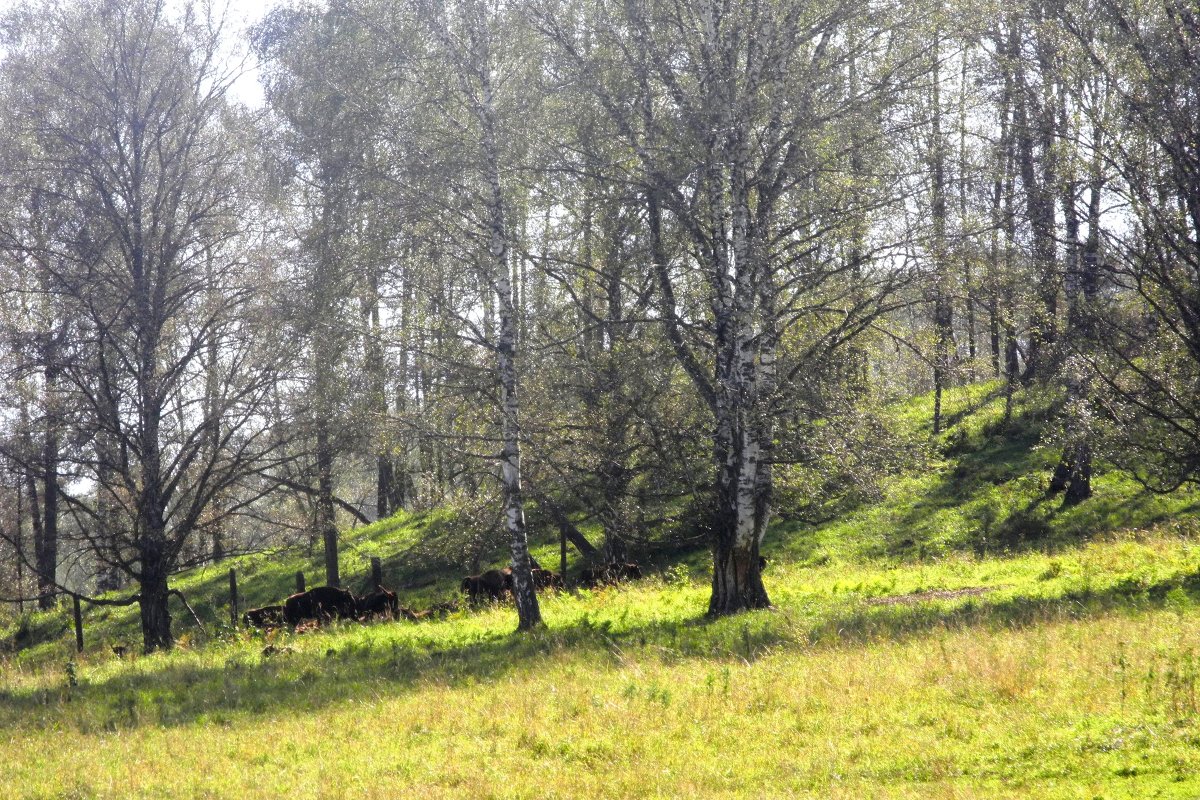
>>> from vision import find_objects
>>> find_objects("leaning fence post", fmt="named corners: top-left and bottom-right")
top-left (229, 569), bottom-right (238, 628)
top-left (370, 557), bottom-right (382, 588)
top-left (295, 571), bottom-right (306, 593)
top-left (72, 595), bottom-right (83, 653)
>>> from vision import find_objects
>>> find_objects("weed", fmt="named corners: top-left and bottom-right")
top-left (1040, 560), bottom-right (1064, 580)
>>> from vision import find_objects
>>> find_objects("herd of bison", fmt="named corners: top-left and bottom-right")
top-left (240, 560), bottom-right (644, 631)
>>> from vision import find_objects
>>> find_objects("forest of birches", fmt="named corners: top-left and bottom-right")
top-left (0, 0), bottom-right (1196, 649)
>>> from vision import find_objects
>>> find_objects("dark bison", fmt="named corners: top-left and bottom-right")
top-left (357, 587), bottom-right (400, 621)
top-left (283, 586), bottom-right (358, 627)
top-left (460, 568), bottom-right (513, 603)
top-left (578, 561), bottom-right (642, 588)
top-left (530, 567), bottom-right (564, 591)
top-left (242, 604), bottom-right (285, 629)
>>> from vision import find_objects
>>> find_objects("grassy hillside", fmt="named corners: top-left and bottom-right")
top-left (3, 383), bottom-right (1200, 798)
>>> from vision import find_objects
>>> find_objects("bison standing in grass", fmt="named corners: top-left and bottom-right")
top-left (283, 586), bottom-right (358, 627)
top-left (356, 586), bottom-right (400, 621)
top-left (460, 568), bottom-right (513, 603)
top-left (242, 604), bottom-right (284, 630)
top-left (530, 567), bottom-right (564, 591)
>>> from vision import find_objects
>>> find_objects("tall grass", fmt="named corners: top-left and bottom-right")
top-left (4, 529), bottom-right (1200, 797)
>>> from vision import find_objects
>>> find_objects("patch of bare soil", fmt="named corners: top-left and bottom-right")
top-left (867, 585), bottom-right (999, 606)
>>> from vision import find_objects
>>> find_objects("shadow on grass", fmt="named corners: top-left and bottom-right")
top-left (4, 565), bottom-right (1200, 733)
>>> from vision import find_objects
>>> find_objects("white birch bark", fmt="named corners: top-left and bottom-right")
top-left (453, 0), bottom-right (542, 628)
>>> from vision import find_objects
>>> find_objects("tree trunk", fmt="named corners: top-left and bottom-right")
top-left (930, 22), bottom-right (954, 434)
top-left (708, 363), bottom-right (773, 615)
top-left (708, 124), bottom-right (772, 616)
top-left (36, 341), bottom-right (60, 610)
top-left (139, 567), bottom-right (173, 654)
top-left (39, 409), bottom-right (58, 609)
top-left (377, 456), bottom-right (395, 520)
top-left (477, 37), bottom-right (540, 630)
top-left (15, 480), bottom-right (24, 614)
top-left (988, 24), bottom-right (1015, 380)
top-left (316, 421), bottom-right (340, 587)
top-left (24, 464), bottom-right (45, 606)
top-left (1050, 157), bottom-right (1085, 499)
top-left (1013, 19), bottom-right (1059, 382)
top-left (710, 542), bottom-right (769, 614)
top-left (959, 50), bottom-right (976, 377)
top-left (1000, 24), bottom-right (1021, 422)
top-left (1051, 128), bottom-right (1103, 505)
top-left (364, 271), bottom-right (394, 520)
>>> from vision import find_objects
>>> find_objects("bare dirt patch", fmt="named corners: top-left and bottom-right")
top-left (867, 586), bottom-right (999, 606)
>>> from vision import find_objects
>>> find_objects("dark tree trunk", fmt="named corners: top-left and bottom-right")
top-left (24, 466), bottom-right (45, 607)
top-left (316, 422), bottom-right (340, 587)
top-left (1063, 443), bottom-right (1093, 506)
top-left (708, 482), bottom-right (769, 615)
top-left (31, 340), bottom-right (61, 611)
top-left (364, 274), bottom-right (394, 520)
top-left (1051, 131), bottom-right (1104, 505)
top-left (38, 401), bottom-right (58, 609)
top-left (959, 51), bottom-right (976, 377)
top-left (1013, 19), bottom-right (1060, 382)
top-left (989, 26), bottom-right (1015, 380)
top-left (15, 480), bottom-right (24, 614)
top-left (376, 455), bottom-right (395, 520)
top-left (138, 567), bottom-right (173, 654)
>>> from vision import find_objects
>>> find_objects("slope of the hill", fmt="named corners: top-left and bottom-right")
top-left (773, 381), bottom-right (1197, 565)
top-left (4, 381), bottom-right (1198, 664)
top-left (2, 383), bottom-right (1200, 798)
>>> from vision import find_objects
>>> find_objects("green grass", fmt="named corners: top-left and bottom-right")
top-left (5, 528), bottom-right (1200, 797)
top-left (772, 382), bottom-right (1200, 566)
top-left (3, 381), bottom-right (1200, 798)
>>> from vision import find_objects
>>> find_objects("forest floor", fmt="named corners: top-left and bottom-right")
top-left (2, 384), bottom-right (1200, 799)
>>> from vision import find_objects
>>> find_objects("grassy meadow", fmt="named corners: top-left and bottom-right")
top-left (3, 384), bottom-right (1200, 798)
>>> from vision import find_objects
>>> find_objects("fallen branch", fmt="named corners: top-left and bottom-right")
top-left (170, 589), bottom-right (209, 638)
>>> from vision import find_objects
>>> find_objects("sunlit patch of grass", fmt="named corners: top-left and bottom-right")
top-left (4, 582), bottom-right (1200, 797)
top-left (772, 381), bottom-right (1200, 567)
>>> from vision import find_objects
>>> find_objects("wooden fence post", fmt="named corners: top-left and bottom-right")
top-left (560, 529), bottom-right (568, 589)
top-left (72, 596), bottom-right (83, 653)
top-left (229, 569), bottom-right (238, 628)
top-left (370, 557), bottom-right (382, 588)
top-left (295, 571), bottom-right (306, 593)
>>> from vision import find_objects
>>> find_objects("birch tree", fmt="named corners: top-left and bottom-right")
top-left (539, 0), bottom-right (915, 614)
top-left (418, 0), bottom-right (542, 629)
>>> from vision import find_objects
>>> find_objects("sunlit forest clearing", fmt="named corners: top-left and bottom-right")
top-left (1, 0), bottom-right (1199, 796)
